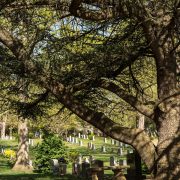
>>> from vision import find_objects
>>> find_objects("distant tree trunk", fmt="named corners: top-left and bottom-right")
top-left (1, 121), bottom-right (6, 139)
top-left (12, 119), bottom-right (33, 171)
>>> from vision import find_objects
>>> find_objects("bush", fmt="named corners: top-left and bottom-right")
top-left (33, 134), bottom-right (68, 173)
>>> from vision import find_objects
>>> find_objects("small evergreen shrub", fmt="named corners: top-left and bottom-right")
top-left (33, 134), bottom-right (68, 173)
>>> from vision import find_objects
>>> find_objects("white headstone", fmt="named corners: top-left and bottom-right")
top-left (111, 139), bottom-right (114, 145)
top-left (104, 138), bottom-right (107, 143)
top-left (79, 140), bottom-right (83, 146)
top-left (78, 133), bottom-right (81, 138)
top-left (69, 136), bottom-right (72, 142)
top-left (75, 138), bottom-right (78, 143)
top-left (92, 136), bottom-right (95, 141)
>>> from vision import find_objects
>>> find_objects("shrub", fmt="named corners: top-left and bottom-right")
top-left (33, 133), bottom-right (68, 173)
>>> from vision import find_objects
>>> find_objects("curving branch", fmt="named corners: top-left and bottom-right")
top-left (46, 80), bottom-right (156, 171)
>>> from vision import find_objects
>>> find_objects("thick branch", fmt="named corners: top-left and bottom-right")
top-left (47, 81), bottom-right (156, 171)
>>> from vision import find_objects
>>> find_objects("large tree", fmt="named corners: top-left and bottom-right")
top-left (0, 1), bottom-right (179, 179)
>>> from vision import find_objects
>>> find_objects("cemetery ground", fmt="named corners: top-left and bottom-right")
top-left (0, 136), bottom-right (149, 179)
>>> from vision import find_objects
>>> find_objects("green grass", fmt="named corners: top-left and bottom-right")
top-left (0, 137), bottom-right (131, 179)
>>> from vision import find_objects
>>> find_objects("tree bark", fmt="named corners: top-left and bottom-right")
top-left (12, 119), bottom-right (33, 171)
top-left (154, 51), bottom-right (180, 179)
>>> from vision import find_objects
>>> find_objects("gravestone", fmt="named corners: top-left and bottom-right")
top-left (81, 161), bottom-right (90, 179)
top-left (75, 138), bottom-right (78, 144)
top-left (91, 160), bottom-right (104, 180)
top-left (92, 144), bottom-right (96, 150)
top-left (78, 133), bottom-right (81, 138)
top-left (66, 137), bottom-right (69, 142)
top-left (110, 156), bottom-right (117, 166)
top-left (72, 137), bottom-right (75, 143)
top-left (117, 148), bottom-right (123, 156)
top-left (111, 139), bottom-right (115, 145)
top-left (49, 159), bottom-right (59, 175)
top-left (72, 163), bottom-right (81, 175)
top-left (69, 136), bottom-right (72, 142)
top-left (104, 138), bottom-right (107, 143)
top-left (101, 146), bottom-right (106, 153)
top-left (92, 136), bottom-right (95, 141)
top-left (58, 158), bottom-right (67, 175)
top-left (89, 155), bottom-right (94, 164)
top-left (79, 140), bottom-right (83, 146)
top-left (88, 142), bottom-right (93, 149)
top-left (119, 159), bottom-right (127, 166)
top-left (127, 151), bottom-right (142, 179)
top-left (119, 142), bottom-right (123, 147)
top-left (77, 155), bottom-right (82, 164)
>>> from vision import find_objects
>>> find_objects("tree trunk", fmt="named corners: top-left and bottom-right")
top-left (12, 119), bottom-right (33, 171)
top-left (154, 52), bottom-right (180, 179)
top-left (1, 121), bottom-right (6, 139)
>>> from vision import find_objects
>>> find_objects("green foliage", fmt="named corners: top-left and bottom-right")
top-left (33, 134), bottom-right (68, 173)
top-left (68, 150), bottom-right (79, 163)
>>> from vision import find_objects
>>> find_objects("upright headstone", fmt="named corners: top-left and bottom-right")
top-left (110, 156), bottom-right (117, 166)
top-left (49, 159), bottom-right (59, 175)
top-left (119, 142), bottom-right (123, 147)
top-left (78, 133), bottom-right (81, 138)
top-left (117, 148), bottom-right (123, 156)
top-left (119, 159), bottom-right (127, 166)
top-left (92, 136), bottom-right (95, 141)
top-left (89, 155), bottom-right (94, 164)
top-left (72, 163), bottom-right (81, 175)
top-left (101, 146), bottom-right (106, 153)
top-left (72, 137), bottom-right (75, 143)
top-left (91, 160), bottom-right (104, 180)
top-left (92, 144), bottom-right (96, 150)
top-left (104, 138), bottom-right (107, 143)
top-left (75, 138), bottom-right (78, 144)
top-left (81, 161), bottom-right (90, 179)
top-left (88, 142), bottom-right (92, 149)
top-left (127, 151), bottom-right (142, 179)
top-left (111, 139), bottom-right (115, 145)
top-left (79, 140), bottom-right (83, 146)
top-left (77, 155), bottom-right (82, 164)
top-left (69, 136), bottom-right (72, 142)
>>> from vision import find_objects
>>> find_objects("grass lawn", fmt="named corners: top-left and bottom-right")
top-left (0, 137), bottom-right (131, 179)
